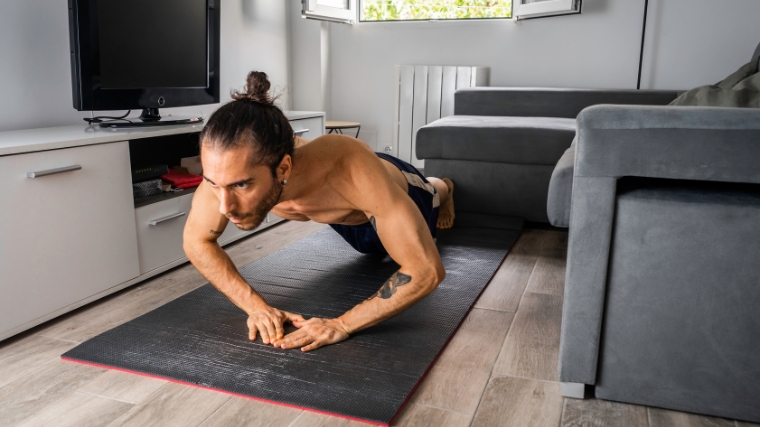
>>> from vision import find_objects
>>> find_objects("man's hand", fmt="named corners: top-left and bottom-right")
top-left (247, 305), bottom-right (304, 345)
top-left (273, 317), bottom-right (350, 352)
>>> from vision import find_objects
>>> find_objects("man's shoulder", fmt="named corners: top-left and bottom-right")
top-left (300, 136), bottom-right (383, 194)
top-left (309, 134), bottom-right (374, 152)
top-left (301, 134), bottom-right (376, 166)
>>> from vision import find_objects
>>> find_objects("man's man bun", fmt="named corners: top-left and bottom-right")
top-left (231, 71), bottom-right (274, 105)
top-left (201, 70), bottom-right (294, 176)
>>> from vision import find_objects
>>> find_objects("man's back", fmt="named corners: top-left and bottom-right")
top-left (270, 134), bottom-right (410, 226)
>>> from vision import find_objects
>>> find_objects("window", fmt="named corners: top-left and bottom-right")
top-left (360, 0), bottom-right (512, 22)
top-left (302, 0), bottom-right (580, 24)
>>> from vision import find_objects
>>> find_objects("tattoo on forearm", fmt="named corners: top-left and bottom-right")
top-left (369, 271), bottom-right (412, 300)
top-left (210, 229), bottom-right (223, 235)
top-left (369, 216), bottom-right (377, 231)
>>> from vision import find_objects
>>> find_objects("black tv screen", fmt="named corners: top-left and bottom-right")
top-left (69, 0), bottom-right (220, 112)
top-left (97, 0), bottom-right (208, 89)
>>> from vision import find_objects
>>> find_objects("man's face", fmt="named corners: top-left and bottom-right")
top-left (201, 144), bottom-right (283, 231)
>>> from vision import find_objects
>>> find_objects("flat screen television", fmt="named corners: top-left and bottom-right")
top-left (68, 0), bottom-right (220, 127)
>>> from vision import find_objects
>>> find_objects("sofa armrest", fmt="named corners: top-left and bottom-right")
top-left (559, 104), bottom-right (760, 386)
top-left (576, 105), bottom-right (760, 182)
top-left (546, 141), bottom-right (576, 228)
top-left (455, 87), bottom-right (679, 118)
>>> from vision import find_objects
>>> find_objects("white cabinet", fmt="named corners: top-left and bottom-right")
top-left (291, 116), bottom-right (325, 141)
top-left (0, 142), bottom-right (140, 336)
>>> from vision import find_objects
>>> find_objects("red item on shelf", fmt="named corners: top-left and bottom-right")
top-left (161, 169), bottom-right (203, 189)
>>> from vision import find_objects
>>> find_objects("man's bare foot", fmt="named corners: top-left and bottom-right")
top-left (437, 178), bottom-right (455, 229)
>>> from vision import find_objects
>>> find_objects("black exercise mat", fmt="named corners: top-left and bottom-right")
top-left (63, 225), bottom-right (520, 426)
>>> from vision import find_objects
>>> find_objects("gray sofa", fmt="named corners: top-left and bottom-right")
top-left (417, 42), bottom-right (760, 423)
top-left (559, 104), bottom-right (760, 423)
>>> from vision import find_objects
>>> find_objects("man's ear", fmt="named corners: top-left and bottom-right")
top-left (276, 154), bottom-right (292, 181)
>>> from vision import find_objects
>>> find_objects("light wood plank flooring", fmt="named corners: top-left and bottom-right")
top-left (0, 221), bottom-right (757, 427)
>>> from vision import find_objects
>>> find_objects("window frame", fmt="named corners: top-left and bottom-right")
top-left (512, 0), bottom-right (581, 21)
top-left (301, 0), bottom-right (357, 24)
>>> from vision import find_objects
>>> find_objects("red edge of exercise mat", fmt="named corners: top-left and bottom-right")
top-left (388, 220), bottom-right (524, 425)
top-left (59, 356), bottom-right (388, 427)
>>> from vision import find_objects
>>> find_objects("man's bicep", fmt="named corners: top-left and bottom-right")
top-left (184, 181), bottom-right (229, 244)
top-left (371, 192), bottom-right (440, 272)
top-left (341, 148), bottom-right (440, 273)
top-left (368, 203), bottom-right (444, 303)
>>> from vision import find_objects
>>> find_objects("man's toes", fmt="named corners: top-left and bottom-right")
top-left (437, 216), bottom-right (452, 229)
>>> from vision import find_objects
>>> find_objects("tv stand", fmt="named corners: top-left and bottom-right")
top-left (99, 108), bottom-right (204, 129)
top-left (139, 107), bottom-right (163, 121)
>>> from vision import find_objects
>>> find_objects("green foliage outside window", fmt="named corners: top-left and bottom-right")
top-left (360, 0), bottom-right (512, 21)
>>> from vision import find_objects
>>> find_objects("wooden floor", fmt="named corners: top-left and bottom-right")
top-left (1, 221), bottom-right (757, 427)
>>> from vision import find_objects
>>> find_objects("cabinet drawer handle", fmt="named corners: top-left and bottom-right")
top-left (26, 165), bottom-right (82, 178)
top-left (294, 129), bottom-right (309, 136)
top-left (149, 212), bottom-right (186, 226)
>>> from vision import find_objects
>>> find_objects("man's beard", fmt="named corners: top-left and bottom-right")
top-left (228, 179), bottom-right (283, 231)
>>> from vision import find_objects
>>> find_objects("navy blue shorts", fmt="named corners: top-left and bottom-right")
top-left (330, 153), bottom-right (439, 254)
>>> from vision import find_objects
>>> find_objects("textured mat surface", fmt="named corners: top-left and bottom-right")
top-left (63, 226), bottom-right (520, 425)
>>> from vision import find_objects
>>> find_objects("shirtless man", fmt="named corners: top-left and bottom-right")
top-left (183, 72), bottom-right (455, 352)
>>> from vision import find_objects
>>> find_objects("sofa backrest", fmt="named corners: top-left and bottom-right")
top-left (454, 88), bottom-right (679, 119)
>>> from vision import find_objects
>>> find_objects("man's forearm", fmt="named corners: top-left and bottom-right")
top-left (184, 240), bottom-right (267, 314)
top-left (336, 269), bottom-right (439, 334)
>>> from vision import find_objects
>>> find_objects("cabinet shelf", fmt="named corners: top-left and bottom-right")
top-left (129, 131), bottom-right (202, 209)
top-left (134, 186), bottom-right (198, 209)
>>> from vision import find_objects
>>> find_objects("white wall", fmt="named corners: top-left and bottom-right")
top-left (288, 2), bottom-right (332, 116)
top-left (641, 0), bottom-right (760, 90)
top-left (289, 3), bottom-right (323, 113)
top-left (0, 0), bottom-right (290, 133)
top-left (317, 0), bottom-right (760, 151)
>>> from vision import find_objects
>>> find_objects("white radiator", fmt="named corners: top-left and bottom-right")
top-left (393, 65), bottom-right (489, 168)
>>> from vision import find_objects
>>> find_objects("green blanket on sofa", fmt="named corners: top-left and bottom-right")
top-left (670, 60), bottom-right (760, 108)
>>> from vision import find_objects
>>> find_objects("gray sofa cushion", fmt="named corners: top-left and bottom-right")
top-left (547, 139), bottom-right (576, 228)
top-left (416, 115), bottom-right (576, 165)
